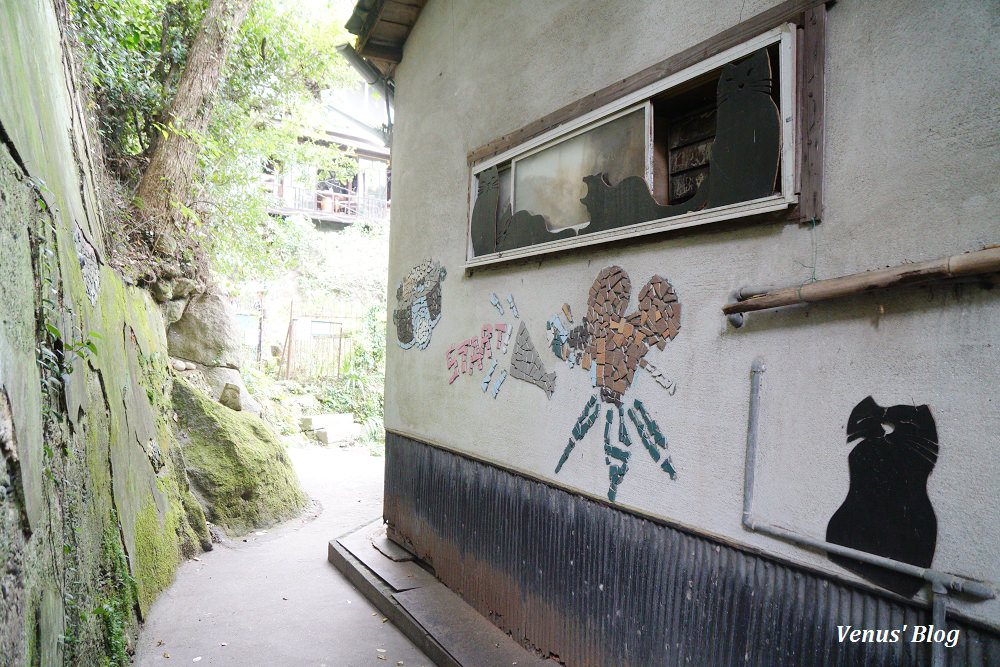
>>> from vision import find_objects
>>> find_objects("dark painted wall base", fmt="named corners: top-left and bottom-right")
top-left (384, 432), bottom-right (1000, 667)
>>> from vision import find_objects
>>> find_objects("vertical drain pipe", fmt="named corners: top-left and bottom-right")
top-left (742, 358), bottom-right (765, 527)
top-left (932, 581), bottom-right (948, 667)
top-left (742, 359), bottom-right (994, 667)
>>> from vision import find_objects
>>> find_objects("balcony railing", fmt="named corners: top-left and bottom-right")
top-left (264, 181), bottom-right (388, 224)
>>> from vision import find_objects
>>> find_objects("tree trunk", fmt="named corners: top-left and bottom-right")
top-left (136, 0), bottom-right (252, 225)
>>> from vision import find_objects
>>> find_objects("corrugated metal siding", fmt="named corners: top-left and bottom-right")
top-left (384, 432), bottom-right (1000, 667)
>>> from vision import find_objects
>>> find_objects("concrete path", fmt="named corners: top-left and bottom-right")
top-left (135, 445), bottom-right (432, 667)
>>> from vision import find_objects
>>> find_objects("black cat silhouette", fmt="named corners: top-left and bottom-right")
top-left (475, 47), bottom-right (781, 252)
top-left (470, 165), bottom-right (575, 255)
top-left (579, 173), bottom-right (709, 234)
top-left (496, 202), bottom-right (574, 251)
top-left (470, 166), bottom-right (501, 256)
top-left (578, 47), bottom-right (779, 231)
top-left (707, 47), bottom-right (781, 208)
top-left (825, 396), bottom-right (939, 598)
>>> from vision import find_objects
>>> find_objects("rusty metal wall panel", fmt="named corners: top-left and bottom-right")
top-left (384, 432), bottom-right (1000, 667)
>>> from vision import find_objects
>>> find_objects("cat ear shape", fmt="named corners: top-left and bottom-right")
top-left (847, 396), bottom-right (886, 443)
top-left (913, 405), bottom-right (938, 441)
top-left (743, 48), bottom-right (771, 77)
top-left (708, 47), bottom-right (780, 208)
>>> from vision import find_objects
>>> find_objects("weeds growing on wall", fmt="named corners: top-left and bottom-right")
top-left (30, 177), bottom-right (102, 448)
top-left (96, 511), bottom-right (138, 667)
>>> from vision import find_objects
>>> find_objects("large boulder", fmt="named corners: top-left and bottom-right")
top-left (172, 378), bottom-right (306, 536)
top-left (167, 288), bottom-right (241, 368)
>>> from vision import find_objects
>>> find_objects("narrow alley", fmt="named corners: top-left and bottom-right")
top-left (134, 446), bottom-right (430, 666)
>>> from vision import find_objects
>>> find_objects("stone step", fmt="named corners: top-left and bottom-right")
top-left (330, 520), bottom-right (550, 667)
top-left (313, 427), bottom-right (364, 445)
top-left (302, 413), bottom-right (364, 444)
top-left (300, 413), bottom-right (355, 432)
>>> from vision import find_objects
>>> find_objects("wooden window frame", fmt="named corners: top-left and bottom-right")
top-left (464, 0), bottom-right (826, 270)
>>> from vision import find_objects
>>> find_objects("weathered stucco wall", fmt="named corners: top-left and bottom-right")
top-left (384, 0), bottom-right (1000, 628)
top-left (0, 1), bottom-right (210, 662)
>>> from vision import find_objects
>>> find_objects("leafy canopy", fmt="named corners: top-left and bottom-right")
top-left (69, 0), bottom-right (366, 281)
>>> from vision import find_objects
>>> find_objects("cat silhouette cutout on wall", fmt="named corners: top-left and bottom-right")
top-left (706, 46), bottom-right (781, 208)
top-left (469, 166), bottom-right (576, 255)
top-left (578, 174), bottom-right (709, 234)
top-left (579, 48), bottom-right (780, 228)
top-left (825, 396), bottom-right (939, 598)
top-left (496, 201), bottom-right (575, 252)
top-left (470, 167), bottom-right (501, 256)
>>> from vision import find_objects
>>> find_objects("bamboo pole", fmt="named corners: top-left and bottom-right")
top-left (723, 247), bottom-right (1000, 315)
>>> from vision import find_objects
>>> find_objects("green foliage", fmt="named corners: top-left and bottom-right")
top-left (36, 319), bottom-right (103, 433)
top-left (96, 511), bottom-right (137, 667)
top-left (32, 186), bottom-right (103, 434)
top-left (242, 367), bottom-right (303, 436)
top-left (362, 417), bottom-right (385, 456)
top-left (68, 0), bottom-right (363, 280)
top-left (287, 219), bottom-right (389, 311)
top-left (131, 500), bottom-right (180, 615)
top-left (192, 0), bottom-right (361, 282)
top-left (171, 378), bottom-right (306, 534)
top-left (306, 304), bottom-right (385, 425)
top-left (69, 0), bottom-right (207, 178)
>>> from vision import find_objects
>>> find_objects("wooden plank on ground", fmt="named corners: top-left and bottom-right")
top-left (338, 520), bottom-right (437, 592)
top-left (370, 523), bottom-right (416, 562)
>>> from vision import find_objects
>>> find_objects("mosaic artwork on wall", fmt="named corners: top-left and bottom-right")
top-left (394, 259), bottom-right (447, 350)
top-left (446, 320), bottom-right (513, 398)
top-left (509, 322), bottom-right (556, 398)
top-left (446, 293), bottom-right (558, 399)
top-left (549, 266), bottom-right (681, 501)
top-left (826, 396), bottom-right (939, 598)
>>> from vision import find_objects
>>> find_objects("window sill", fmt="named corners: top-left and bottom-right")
top-left (464, 193), bottom-right (795, 270)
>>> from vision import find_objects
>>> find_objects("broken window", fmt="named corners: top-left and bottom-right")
top-left (514, 106), bottom-right (649, 233)
top-left (468, 26), bottom-right (797, 264)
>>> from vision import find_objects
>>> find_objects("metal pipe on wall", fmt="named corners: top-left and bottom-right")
top-left (932, 582), bottom-right (949, 667)
top-left (741, 358), bottom-right (995, 666)
top-left (724, 246), bottom-right (1000, 321)
top-left (727, 288), bottom-right (771, 328)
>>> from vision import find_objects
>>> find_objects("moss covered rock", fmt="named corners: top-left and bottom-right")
top-left (172, 378), bottom-right (306, 535)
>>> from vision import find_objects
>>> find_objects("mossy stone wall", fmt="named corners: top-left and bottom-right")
top-left (0, 1), bottom-right (214, 663)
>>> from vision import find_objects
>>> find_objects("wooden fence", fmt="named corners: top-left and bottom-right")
top-left (275, 317), bottom-right (359, 381)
